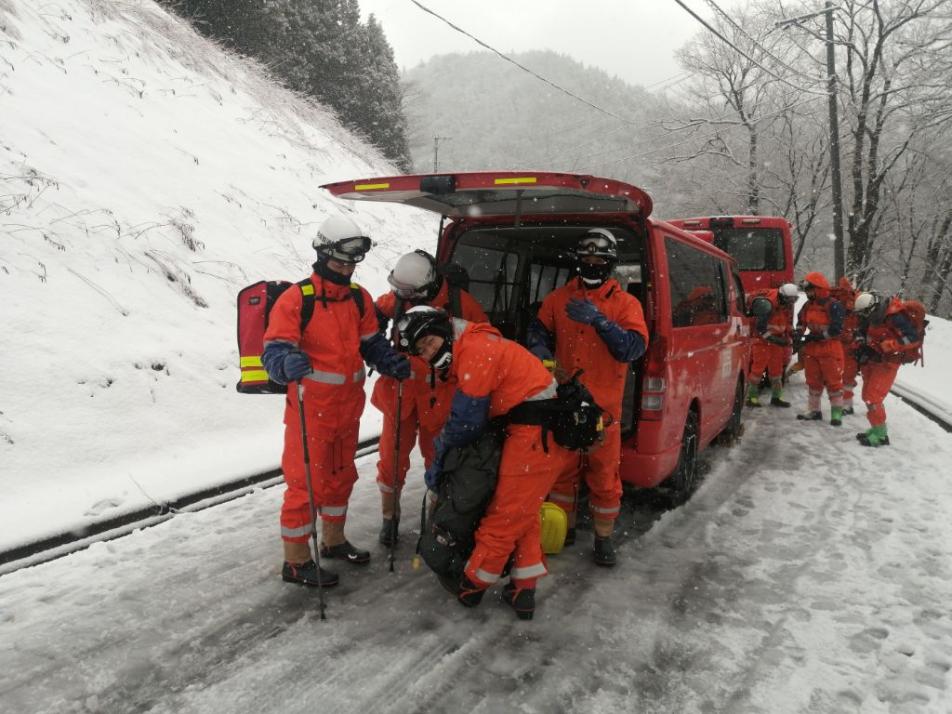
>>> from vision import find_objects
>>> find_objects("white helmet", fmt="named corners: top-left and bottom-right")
top-left (313, 215), bottom-right (371, 263)
top-left (778, 283), bottom-right (798, 303)
top-left (853, 291), bottom-right (880, 314)
top-left (388, 250), bottom-right (438, 300)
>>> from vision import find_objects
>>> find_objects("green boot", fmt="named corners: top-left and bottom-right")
top-left (770, 386), bottom-right (791, 408)
top-left (746, 385), bottom-right (761, 407)
top-left (830, 406), bottom-right (843, 427)
top-left (856, 424), bottom-right (889, 447)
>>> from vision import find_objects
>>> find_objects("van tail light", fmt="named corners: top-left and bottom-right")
top-left (640, 347), bottom-right (667, 421)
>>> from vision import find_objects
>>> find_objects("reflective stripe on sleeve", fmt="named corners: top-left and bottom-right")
top-left (591, 504), bottom-right (620, 516)
top-left (548, 492), bottom-right (576, 504)
top-left (526, 378), bottom-right (558, 401)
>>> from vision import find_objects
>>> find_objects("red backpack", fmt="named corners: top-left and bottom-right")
top-left (896, 299), bottom-right (928, 365)
top-left (236, 279), bottom-right (365, 394)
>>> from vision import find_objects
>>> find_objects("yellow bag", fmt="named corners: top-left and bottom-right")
top-left (539, 502), bottom-right (568, 555)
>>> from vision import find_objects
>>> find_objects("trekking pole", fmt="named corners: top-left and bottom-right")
top-left (297, 383), bottom-right (327, 621)
top-left (389, 379), bottom-right (404, 573)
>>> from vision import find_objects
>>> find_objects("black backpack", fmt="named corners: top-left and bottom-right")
top-left (417, 422), bottom-right (505, 584)
top-left (507, 372), bottom-right (604, 452)
top-left (236, 279), bottom-right (364, 394)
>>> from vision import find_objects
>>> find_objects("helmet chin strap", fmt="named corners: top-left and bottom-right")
top-left (430, 344), bottom-right (453, 370)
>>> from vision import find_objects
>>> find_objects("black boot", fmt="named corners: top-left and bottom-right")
top-left (457, 575), bottom-right (487, 608)
top-left (282, 560), bottom-right (339, 587)
top-left (770, 396), bottom-right (791, 408)
top-left (797, 410), bottom-right (822, 421)
top-left (320, 540), bottom-right (371, 565)
top-left (593, 536), bottom-right (617, 567)
top-left (378, 517), bottom-right (399, 546)
top-left (563, 527), bottom-right (577, 547)
top-left (502, 582), bottom-right (536, 621)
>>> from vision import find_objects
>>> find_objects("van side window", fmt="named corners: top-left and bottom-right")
top-left (666, 237), bottom-right (728, 327)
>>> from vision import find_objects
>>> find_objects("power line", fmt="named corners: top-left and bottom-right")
top-left (407, 0), bottom-right (641, 126)
top-left (700, 0), bottom-right (825, 84)
top-left (670, 0), bottom-right (827, 97)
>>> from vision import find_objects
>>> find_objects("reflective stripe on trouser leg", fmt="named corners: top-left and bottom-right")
top-left (464, 425), bottom-right (575, 588)
top-left (861, 362), bottom-right (899, 427)
top-left (584, 422), bottom-right (622, 521)
top-left (376, 408), bottom-right (419, 493)
top-left (807, 389), bottom-right (822, 412)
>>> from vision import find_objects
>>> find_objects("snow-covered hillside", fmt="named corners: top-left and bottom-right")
top-left (0, 0), bottom-right (435, 551)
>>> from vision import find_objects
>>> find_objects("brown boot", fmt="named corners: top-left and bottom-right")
top-left (320, 519), bottom-right (370, 564)
top-left (281, 541), bottom-right (339, 587)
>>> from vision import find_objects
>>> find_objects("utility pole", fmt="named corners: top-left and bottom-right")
top-left (433, 136), bottom-right (451, 172)
top-left (776, 3), bottom-right (845, 280)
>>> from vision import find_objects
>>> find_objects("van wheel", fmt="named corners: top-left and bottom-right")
top-left (716, 379), bottom-right (745, 446)
top-left (664, 410), bottom-right (699, 506)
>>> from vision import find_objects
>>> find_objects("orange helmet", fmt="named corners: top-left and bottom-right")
top-left (800, 271), bottom-right (830, 291)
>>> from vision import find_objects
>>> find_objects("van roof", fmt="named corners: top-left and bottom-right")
top-left (320, 171), bottom-right (653, 219)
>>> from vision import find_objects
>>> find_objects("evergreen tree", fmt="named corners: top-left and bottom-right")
top-left (161, 0), bottom-right (412, 170)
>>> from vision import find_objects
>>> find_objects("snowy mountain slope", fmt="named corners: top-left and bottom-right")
top-left (0, 0), bottom-right (436, 551)
top-left (1, 382), bottom-right (951, 713)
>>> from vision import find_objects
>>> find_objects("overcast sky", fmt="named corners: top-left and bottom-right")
top-left (359, 0), bottom-right (703, 90)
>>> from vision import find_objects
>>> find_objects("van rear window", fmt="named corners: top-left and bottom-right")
top-left (712, 228), bottom-right (785, 271)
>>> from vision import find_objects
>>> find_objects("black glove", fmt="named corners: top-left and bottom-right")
top-left (855, 344), bottom-right (877, 365)
top-left (803, 333), bottom-right (825, 344)
top-left (765, 335), bottom-right (789, 347)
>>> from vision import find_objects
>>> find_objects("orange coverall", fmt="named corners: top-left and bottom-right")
top-left (372, 283), bottom-right (487, 498)
top-left (443, 321), bottom-right (576, 591)
top-left (264, 274), bottom-right (379, 543)
top-left (533, 277), bottom-right (648, 525)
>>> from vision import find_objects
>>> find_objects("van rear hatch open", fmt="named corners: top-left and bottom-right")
top-left (320, 171), bottom-right (653, 219)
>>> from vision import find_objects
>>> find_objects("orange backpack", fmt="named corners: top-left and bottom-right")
top-left (896, 299), bottom-right (928, 365)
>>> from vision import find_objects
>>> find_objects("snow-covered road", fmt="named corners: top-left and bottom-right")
top-left (2, 384), bottom-right (952, 714)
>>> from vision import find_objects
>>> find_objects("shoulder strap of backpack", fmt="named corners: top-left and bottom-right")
top-left (447, 283), bottom-right (462, 317)
top-left (349, 283), bottom-right (366, 317)
top-left (297, 279), bottom-right (316, 332)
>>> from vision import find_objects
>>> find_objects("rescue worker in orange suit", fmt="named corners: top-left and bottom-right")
top-left (526, 229), bottom-right (649, 567)
top-left (831, 276), bottom-right (861, 415)
top-left (852, 292), bottom-right (919, 447)
top-left (397, 306), bottom-right (576, 620)
top-left (794, 271), bottom-right (847, 426)
top-left (262, 215), bottom-right (410, 588)
top-left (746, 283), bottom-right (798, 407)
top-left (372, 250), bottom-right (487, 546)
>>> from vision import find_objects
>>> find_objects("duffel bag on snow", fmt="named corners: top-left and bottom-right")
top-left (417, 422), bottom-right (505, 583)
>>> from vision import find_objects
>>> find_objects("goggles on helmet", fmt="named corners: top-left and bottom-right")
top-left (319, 235), bottom-right (372, 264)
top-left (576, 236), bottom-right (617, 261)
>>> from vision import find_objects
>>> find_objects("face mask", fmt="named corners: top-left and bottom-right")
top-left (579, 261), bottom-right (613, 286)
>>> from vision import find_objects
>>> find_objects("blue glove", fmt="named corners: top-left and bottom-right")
top-left (526, 318), bottom-right (555, 361)
top-left (360, 332), bottom-right (410, 380)
top-left (261, 341), bottom-right (310, 384)
top-left (283, 350), bottom-right (311, 381)
top-left (379, 352), bottom-right (411, 381)
top-left (424, 462), bottom-right (442, 491)
top-left (565, 298), bottom-right (603, 325)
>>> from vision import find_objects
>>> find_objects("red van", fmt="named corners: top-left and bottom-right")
top-left (667, 215), bottom-right (795, 294)
top-left (322, 172), bottom-right (751, 501)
